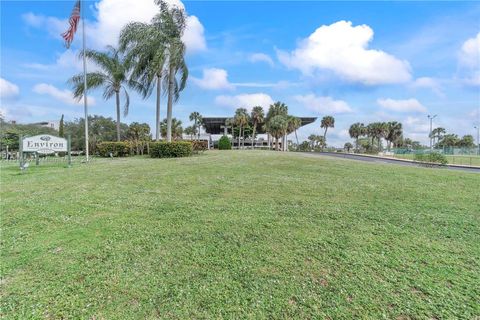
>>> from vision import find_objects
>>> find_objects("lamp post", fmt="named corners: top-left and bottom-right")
top-left (475, 125), bottom-right (480, 155)
top-left (427, 114), bottom-right (437, 151)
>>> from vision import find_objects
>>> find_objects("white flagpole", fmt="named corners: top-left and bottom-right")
top-left (81, 0), bottom-right (89, 161)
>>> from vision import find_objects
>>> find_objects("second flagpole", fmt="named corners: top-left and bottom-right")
top-left (82, 0), bottom-right (89, 161)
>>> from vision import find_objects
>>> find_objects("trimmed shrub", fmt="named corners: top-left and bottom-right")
top-left (218, 136), bottom-right (232, 150)
top-left (414, 152), bottom-right (448, 165)
top-left (150, 141), bottom-right (193, 158)
top-left (192, 140), bottom-right (208, 153)
top-left (97, 141), bottom-right (130, 157)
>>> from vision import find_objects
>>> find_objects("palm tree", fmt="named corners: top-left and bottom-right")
top-left (266, 102), bottom-right (288, 150)
top-left (234, 108), bottom-right (249, 148)
top-left (287, 116), bottom-right (302, 146)
top-left (431, 127), bottom-right (446, 146)
top-left (308, 134), bottom-right (317, 150)
top-left (320, 116), bottom-right (335, 146)
top-left (189, 112), bottom-right (203, 141)
top-left (267, 115), bottom-right (288, 151)
top-left (385, 121), bottom-right (403, 151)
top-left (160, 117), bottom-right (183, 140)
top-left (250, 106), bottom-right (265, 148)
top-left (184, 126), bottom-right (195, 140)
top-left (119, 0), bottom-right (188, 142)
top-left (69, 46), bottom-right (143, 141)
top-left (349, 122), bottom-right (365, 151)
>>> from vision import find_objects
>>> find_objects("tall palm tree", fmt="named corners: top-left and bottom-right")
top-left (385, 121), bottom-right (403, 151)
top-left (266, 102), bottom-right (288, 150)
top-left (234, 108), bottom-right (249, 148)
top-left (287, 116), bottom-right (302, 146)
top-left (119, 0), bottom-right (188, 142)
top-left (184, 125), bottom-right (195, 140)
top-left (160, 117), bottom-right (183, 140)
top-left (431, 127), bottom-right (446, 146)
top-left (189, 111), bottom-right (203, 141)
top-left (268, 115), bottom-right (288, 151)
top-left (349, 122), bottom-right (365, 151)
top-left (320, 116), bottom-right (335, 146)
top-left (120, 20), bottom-right (165, 141)
top-left (69, 46), bottom-right (144, 141)
top-left (250, 106), bottom-right (265, 148)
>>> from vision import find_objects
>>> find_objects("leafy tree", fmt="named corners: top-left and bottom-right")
top-left (59, 114), bottom-right (65, 138)
top-left (344, 142), bottom-right (353, 152)
top-left (320, 116), bottom-right (335, 148)
top-left (128, 122), bottom-right (151, 154)
top-left (218, 135), bottom-right (232, 150)
top-left (308, 134), bottom-right (317, 150)
top-left (437, 134), bottom-right (460, 148)
top-left (68, 46), bottom-right (144, 141)
top-left (457, 135), bottom-right (475, 148)
top-left (160, 117), bottom-right (183, 140)
top-left (234, 108), bottom-right (249, 148)
top-left (250, 106), bottom-right (265, 148)
top-left (189, 111), bottom-right (203, 140)
top-left (349, 122), bottom-right (365, 151)
top-left (64, 115), bottom-right (128, 152)
top-left (0, 123), bottom-right (57, 151)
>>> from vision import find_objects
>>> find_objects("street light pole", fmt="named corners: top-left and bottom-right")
top-left (475, 125), bottom-right (480, 155)
top-left (427, 114), bottom-right (437, 151)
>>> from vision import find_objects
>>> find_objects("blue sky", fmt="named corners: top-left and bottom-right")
top-left (1, 0), bottom-right (479, 146)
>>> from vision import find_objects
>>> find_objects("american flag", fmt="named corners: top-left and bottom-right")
top-left (61, 0), bottom-right (81, 48)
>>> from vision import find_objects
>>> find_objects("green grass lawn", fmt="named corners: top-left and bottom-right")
top-left (392, 153), bottom-right (480, 166)
top-left (1, 151), bottom-right (479, 319)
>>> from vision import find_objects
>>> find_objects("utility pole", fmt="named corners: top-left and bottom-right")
top-left (427, 114), bottom-right (437, 151)
top-left (475, 125), bottom-right (480, 155)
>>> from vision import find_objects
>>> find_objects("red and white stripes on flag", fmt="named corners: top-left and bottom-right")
top-left (61, 0), bottom-right (81, 48)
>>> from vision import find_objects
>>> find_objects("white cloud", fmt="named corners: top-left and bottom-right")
top-left (33, 83), bottom-right (96, 106)
top-left (249, 53), bottom-right (274, 67)
top-left (459, 32), bottom-right (480, 67)
top-left (215, 93), bottom-right (274, 110)
top-left (0, 78), bottom-right (20, 99)
top-left (377, 98), bottom-right (427, 113)
top-left (23, 0), bottom-right (206, 53)
top-left (458, 32), bottom-right (480, 86)
top-left (191, 68), bottom-right (234, 90)
top-left (294, 94), bottom-right (353, 114)
top-left (277, 20), bottom-right (412, 85)
top-left (411, 77), bottom-right (444, 97)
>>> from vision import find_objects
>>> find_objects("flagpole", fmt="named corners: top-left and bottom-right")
top-left (81, 0), bottom-right (89, 161)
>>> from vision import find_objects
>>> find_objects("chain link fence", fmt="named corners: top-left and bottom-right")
top-left (391, 148), bottom-right (480, 166)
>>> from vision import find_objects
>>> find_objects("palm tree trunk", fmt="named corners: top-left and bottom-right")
top-left (155, 75), bottom-right (161, 141)
top-left (115, 90), bottom-right (121, 142)
top-left (252, 124), bottom-right (256, 149)
top-left (275, 137), bottom-right (279, 151)
top-left (166, 66), bottom-right (174, 143)
top-left (238, 126), bottom-right (241, 148)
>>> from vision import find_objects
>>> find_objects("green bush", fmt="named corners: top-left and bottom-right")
top-left (218, 136), bottom-right (232, 150)
top-left (97, 141), bottom-right (131, 157)
top-left (192, 140), bottom-right (208, 153)
top-left (414, 152), bottom-right (448, 165)
top-left (150, 141), bottom-right (193, 158)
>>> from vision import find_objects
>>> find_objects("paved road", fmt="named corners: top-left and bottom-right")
top-left (304, 152), bottom-right (480, 173)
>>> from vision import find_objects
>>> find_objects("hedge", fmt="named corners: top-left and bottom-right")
top-left (414, 152), bottom-right (448, 165)
top-left (97, 141), bottom-right (131, 157)
top-left (218, 136), bottom-right (232, 150)
top-left (150, 141), bottom-right (193, 158)
top-left (192, 140), bottom-right (208, 153)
